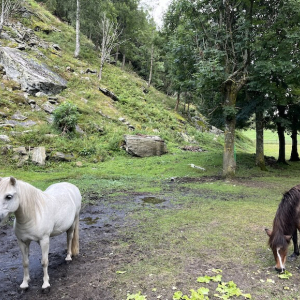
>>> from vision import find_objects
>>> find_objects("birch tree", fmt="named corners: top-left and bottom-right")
top-left (0, 0), bottom-right (22, 36)
top-left (98, 15), bottom-right (122, 80)
top-left (74, 0), bottom-right (80, 58)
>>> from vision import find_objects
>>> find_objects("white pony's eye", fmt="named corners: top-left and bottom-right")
top-left (5, 195), bottom-right (13, 200)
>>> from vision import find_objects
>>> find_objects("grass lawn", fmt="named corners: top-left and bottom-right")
top-left (241, 129), bottom-right (298, 160)
top-left (2, 145), bottom-right (300, 299)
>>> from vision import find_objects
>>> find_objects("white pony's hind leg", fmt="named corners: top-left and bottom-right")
top-left (65, 221), bottom-right (76, 261)
top-left (17, 239), bottom-right (31, 289)
top-left (39, 237), bottom-right (50, 289)
top-left (66, 216), bottom-right (79, 261)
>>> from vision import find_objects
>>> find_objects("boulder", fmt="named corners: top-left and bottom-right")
top-left (52, 152), bottom-right (74, 162)
top-left (99, 87), bottom-right (119, 101)
top-left (0, 47), bottom-right (67, 95)
top-left (6, 120), bottom-right (37, 127)
top-left (124, 135), bottom-right (167, 157)
top-left (13, 146), bottom-right (27, 155)
top-left (0, 135), bottom-right (10, 143)
top-left (11, 112), bottom-right (27, 121)
top-left (42, 102), bottom-right (56, 114)
top-left (31, 147), bottom-right (46, 166)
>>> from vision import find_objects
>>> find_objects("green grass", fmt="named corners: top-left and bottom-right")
top-left (242, 129), bottom-right (297, 159)
top-left (2, 2), bottom-right (300, 298)
top-left (2, 147), bottom-right (300, 298)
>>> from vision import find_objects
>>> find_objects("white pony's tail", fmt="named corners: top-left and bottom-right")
top-left (71, 216), bottom-right (80, 256)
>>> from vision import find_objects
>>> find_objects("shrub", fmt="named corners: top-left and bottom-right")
top-left (53, 101), bottom-right (80, 134)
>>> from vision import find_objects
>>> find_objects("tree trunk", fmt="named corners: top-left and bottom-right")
top-left (122, 53), bottom-right (126, 69)
top-left (74, 0), bottom-right (80, 58)
top-left (148, 44), bottom-right (154, 87)
top-left (174, 92), bottom-right (180, 111)
top-left (255, 108), bottom-right (267, 170)
top-left (0, 1), bottom-right (5, 37)
top-left (276, 105), bottom-right (287, 164)
top-left (98, 53), bottom-right (105, 80)
top-left (290, 115), bottom-right (299, 161)
top-left (223, 81), bottom-right (237, 178)
top-left (115, 44), bottom-right (119, 63)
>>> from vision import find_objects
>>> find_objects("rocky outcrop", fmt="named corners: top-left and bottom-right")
top-left (0, 47), bottom-right (67, 95)
top-left (31, 147), bottom-right (46, 166)
top-left (0, 135), bottom-right (10, 143)
top-left (124, 135), bottom-right (167, 157)
top-left (99, 87), bottom-right (119, 101)
top-left (12, 146), bottom-right (46, 166)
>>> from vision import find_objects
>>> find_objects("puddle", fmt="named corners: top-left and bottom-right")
top-left (81, 216), bottom-right (100, 225)
top-left (141, 196), bottom-right (165, 205)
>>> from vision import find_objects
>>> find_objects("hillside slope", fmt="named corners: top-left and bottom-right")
top-left (0, 0), bottom-right (229, 167)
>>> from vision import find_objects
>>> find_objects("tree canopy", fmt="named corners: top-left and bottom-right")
top-left (162, 0), bottom-right (300, 176)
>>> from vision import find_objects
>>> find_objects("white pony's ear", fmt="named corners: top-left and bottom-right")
top-left (10, 177), bottom-right (16, 186)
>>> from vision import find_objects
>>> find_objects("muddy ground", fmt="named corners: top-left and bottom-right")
top-left (1, 177), bottom-right (300, 300)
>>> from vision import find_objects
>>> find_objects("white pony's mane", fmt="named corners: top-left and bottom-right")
top-left (16, 180), bottom-right (46, 219)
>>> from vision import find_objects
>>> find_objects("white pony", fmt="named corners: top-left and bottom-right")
top-left (0, 177), bottom-right (82, 290)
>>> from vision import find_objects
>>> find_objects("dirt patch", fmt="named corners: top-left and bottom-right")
top-left (0, 182), bottom-right (300, 299)
top-left (0, 193), bottom-right (174, 300)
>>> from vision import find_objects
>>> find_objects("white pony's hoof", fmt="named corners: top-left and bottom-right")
top-left (20, 282), bottom-right (29, 289)
top-left (65, 255), bottom-right (72, 261)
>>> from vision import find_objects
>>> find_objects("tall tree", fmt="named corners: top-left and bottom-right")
top-left (74, 0), bottom-right (80, 58)
top-left (164, 0), bottom-right (300, 175)
top-left (0, 0), bottom-right (22, 36)
top-left (165, 0), bottom-right (251, 177)
top-left (98, 14), bottom-right (121, 80)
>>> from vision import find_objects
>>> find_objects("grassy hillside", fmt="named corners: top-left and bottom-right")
top-left (0, 0), bottom-right (243, 168)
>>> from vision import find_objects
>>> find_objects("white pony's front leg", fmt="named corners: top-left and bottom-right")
top-left (39, 237), bottom-right (50, 289)
top-left (17, 239), bottom-right (31, 289)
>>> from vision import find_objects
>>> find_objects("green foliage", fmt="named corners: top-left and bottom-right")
top-left (223, 106), bottom-right (238, 121)
top-left (174, 272), bottom-right (251, 300)
top-left (278, 271), bottom-right (292, 280)
top-left (53, 101), bottom-right (80, 134)
top-left (197, 274), bottom-right (222, 284)
top-left (173, 288), bottom-right (209, 300)
top-left (215, 281), bottom-right (251, 299)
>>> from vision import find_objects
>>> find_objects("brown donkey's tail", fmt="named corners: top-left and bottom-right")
top-left (71, 215), bottom-right (80, 256)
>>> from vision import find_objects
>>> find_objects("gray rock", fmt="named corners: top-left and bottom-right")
top-left (0, 47), bottom-right (67, 95)
top-left (124, 135), bottom-right (167, 157)
top-left (52, 152), bottom-right (74, 162)
top-left (85, 68), bottom-right (97, 74)
top-left (16, 155), bottom-right (29, 167)
top-left (35, 91), bottom-right (47, 97)
top-left (0, 123), bottom-right (15, 128)
top-left (209, 126), bottom-right (223, 135)
top-left (0, 135), bottom-right (10, 142)
top-left (6, 120), bottom-right (36, 127)
top-left (52, 44), bottom-right (61, 51)
top-left (11, 112), bottom-right (27, 121)
top-left (31, 147), bottom-right (46, 166)
top-left (13, 146), bottom-right (27, 155)
top-left (75, 125), bottom-right (85, 134)
top-left (42, 102), bottom-right (56, 114)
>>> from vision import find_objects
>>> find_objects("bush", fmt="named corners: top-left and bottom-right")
top-left (53, 101), bottom-right (80, 134)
